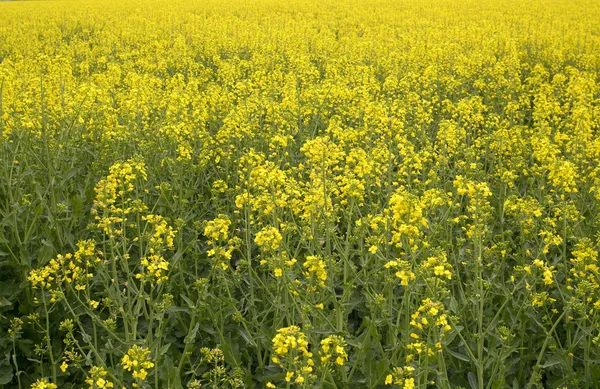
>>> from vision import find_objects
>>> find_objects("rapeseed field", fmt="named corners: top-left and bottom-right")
top-left (1, 0), bottom-right (600, 388)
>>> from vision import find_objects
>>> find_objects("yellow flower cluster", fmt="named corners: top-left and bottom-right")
top-left (385, 366), bottom-right (415, 389)
top-left (298, 136), bottom-right (345, 222)
top-left (319, 335), bottom-right (348, 366)
top-left (85, 366), bottom-right (114, 389)
top-left (143, 214), bottom-right (176, 251)
top-left (384, 260), bottom-right (415, 286)
top-left (176, 143), bottom-right (192, 162)
top-left (300, 136), bottom-right (344, 172)
top-left (93, 160), bottom-right (147, 208)
top-left (519, 259), bottom-right (558, 308)
top-left (211, 180), bottom-right (228, 195)
top-left (30, 379), bottom-right (57, 389)
top-left (453, 176), bottom-right (493, 238)
top-left (200, 347), bottom-right (224, 365)
top-left (421, 252), bottom-right (453, 281)
top-left (121, 345), bottom-right (154, 381)
top-left (548, 159), bottom-right (579, 196)
top-left (503, 195), bottom-right (543, 236)
top-left (137, 254), bottom-right (169, 284)
top-left (255, 226), bottom-right (283, 252)
top-left (530, 291), bottom-right (557, 308)
top-left (388, 191), bottom-right (428, 251)
top-left (92, 159), bottom-right (148, 237)
top-left (303, 255), bottom-right (327, 288)
top-left (259, 252), bottom-right (297, 278)
top-left (8, 317), bottom-right (23, 339)
top-left (235, 153), bottom-right (300, 219)
top-left (204, 214), bottom-right (231, 243)
top-left (28, 240), bottom-right (97, 300)
top-left (407, 299), bottom-right (451, 361)
top-left (204, 214), bottom-right (239, 271)
top-left (271, 326), bottom-right (315, 385)
top-left (523, 259), bottom-right (556, 286)
top-left (568, 239), bottom-right (600, 314)
top-left (570, 239), bottom-right (599, 282)
top-left (135, 214), bottom-right (177, 283)
top-left (272, 326), bottom-right (311, 358)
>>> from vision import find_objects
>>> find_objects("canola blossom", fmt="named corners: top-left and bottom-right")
top-left (0, 0), bottom-right (599, 388)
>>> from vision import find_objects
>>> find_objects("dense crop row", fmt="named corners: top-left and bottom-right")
top-left (1, 0), bottom-right (600, 388)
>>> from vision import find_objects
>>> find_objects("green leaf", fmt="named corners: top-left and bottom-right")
top-left (0, 297), bottom-right (11, 308)
top-left (37, 239), bottom-right (55, 265)
top-left (169, 377), bottom-right (183, 389)
top-left (446, 347), bottom-right (471, 362)
top-left (159, 343), bottom-right (171, 356)
top-left (184, 322), bottom-right (199, 344)
top-left (163, 357), bottom-right (183, 389)
top-left (239, 328), bottom-right (256, 347)
top-left (0, 365), bottom-right (13, 385)
top-left (449, 295), bottom-right (459, 313)
top-left (71, 194), bottom-right (83, 217)
top-left (540, 355), bottom-right (563, 369)
top-left (180, 294), bottom-right (196, 309)
top-left (468, 372), bottom-right (478, 389)
top-left (512, 378), bottom-right (519, 389)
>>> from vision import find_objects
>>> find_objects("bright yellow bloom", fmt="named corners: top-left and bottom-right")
top-left (255, 226), bottom-right (283, 252)
top-left (385, 374), bottom-right (393, 385)
top-left (121, 345), bottom-right (154, 382)
top-left (31, 378), bottom-right (57, 389)
top-left (85, 366), bottom-right (115, 389)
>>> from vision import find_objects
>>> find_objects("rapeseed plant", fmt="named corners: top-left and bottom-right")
top-left (3, 0), bottom-right (600, 387)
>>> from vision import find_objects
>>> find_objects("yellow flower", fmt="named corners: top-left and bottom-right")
top-left (204, 215), bottom-right (231, 242)
top-left (303, 255), bottom-right (327, 286)
top-left (386, 260), bottom-right (415, 286)
top-left (121, 345), bottom-right (154, 382)
top-left (272, 326), bottom-right (310, 357)
top-left (85, 366), bottom-right (114, 388)
top-left (386, 366), bottom-right (416, 387)
top-left (385, 374), bottom-right (393, 385)
top-left (285, 371), bottom-right (294, 382)
top-left (320, 335), bottom-right (348, 366)
top-left (255, 226), bottom-right (283, 252)
top-left (30, 379), bottom-right (57, 389)
top-left (60, 361), bottom-right (68, 373)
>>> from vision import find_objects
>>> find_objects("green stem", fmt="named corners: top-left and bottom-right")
top-left (525, 309), bottom-right (568, 389)
top-left (12, 340), bottom-right (22, 389)
top-left (41, 293), bottom-right (57, 385)
top-left (245, 203), bottom-right (255, 306)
